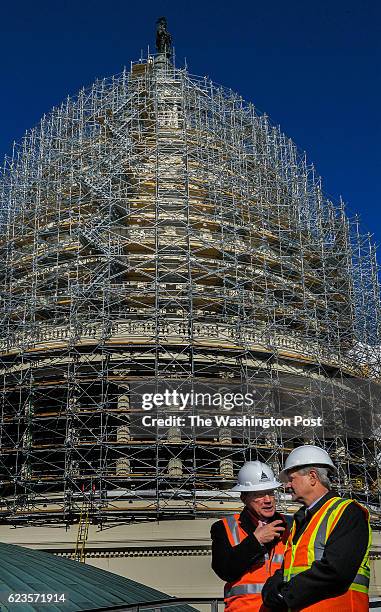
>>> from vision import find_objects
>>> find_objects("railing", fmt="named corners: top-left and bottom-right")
top-left (81, 597), bottom-right (381, 612)
top-left (81, 597), bottom-right (224, 612)
top-left (0, 318), bottom-right (360, 374)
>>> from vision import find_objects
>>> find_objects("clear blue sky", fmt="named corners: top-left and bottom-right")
top-left (1, 0), bottom-right (380, 242)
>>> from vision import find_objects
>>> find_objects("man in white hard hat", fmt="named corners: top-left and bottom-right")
top-left (211, 460), bottom-right (288, 611)
top-left (262, 444), bottom-right (371, 611)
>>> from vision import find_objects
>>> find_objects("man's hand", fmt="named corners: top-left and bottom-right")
top-left (262, 570), bottom-right (287, 611)
top-left (254, 520), bottom-right (285, 544)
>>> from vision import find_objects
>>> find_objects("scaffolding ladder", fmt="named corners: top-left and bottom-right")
top-left (72, 497), bottom-right (90, 562)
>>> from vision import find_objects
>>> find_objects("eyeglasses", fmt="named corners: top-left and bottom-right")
top-left (250, 490), bottom-right (276, 499)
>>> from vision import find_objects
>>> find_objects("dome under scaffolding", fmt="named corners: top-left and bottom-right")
top-left (0, 47), bottom-right (380, 525)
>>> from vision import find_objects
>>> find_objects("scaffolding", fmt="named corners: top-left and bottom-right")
top-left (0, 51), bottom-right (380, 525)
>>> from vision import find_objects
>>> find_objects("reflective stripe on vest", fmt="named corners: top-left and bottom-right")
top-left (224, 583), bottom-right (264, 598)
top-left (353, 572), bottom-right (370, 588)
top-left (224, 514), bottom-right (241, 546)
top-left (312, 498), bottom-right (345, 562)
top-left (283, 498), bottom-right (371, 600)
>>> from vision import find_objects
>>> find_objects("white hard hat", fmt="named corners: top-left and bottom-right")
top-left (231, 461), bottom-right (282, 492)
top-left (279, 445), bottom-right (336, 483)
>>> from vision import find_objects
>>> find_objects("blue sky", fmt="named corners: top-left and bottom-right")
top-left (1, 0), bottom-right (380, 243)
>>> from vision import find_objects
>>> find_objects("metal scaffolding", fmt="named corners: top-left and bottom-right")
top-left (0, 52), bottom-right (380, 525)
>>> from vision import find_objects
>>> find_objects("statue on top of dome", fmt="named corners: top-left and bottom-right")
top-left (156, 17), bottom-right (172, 58)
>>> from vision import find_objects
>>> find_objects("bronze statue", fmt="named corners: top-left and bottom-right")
top-left (156, 17), bottom-right (172, 58)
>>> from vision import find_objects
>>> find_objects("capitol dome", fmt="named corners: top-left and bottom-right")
top-left (0, 38), bottom-right (380, 525)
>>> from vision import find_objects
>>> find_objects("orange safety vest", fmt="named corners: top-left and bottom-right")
top-left (222, 513), bottom-right (287, 612)
top-left (283, 496), bottom-right (371, 611)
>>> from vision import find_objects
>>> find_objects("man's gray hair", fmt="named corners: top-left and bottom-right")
top-left (297, 466), bottom-right (332, 489)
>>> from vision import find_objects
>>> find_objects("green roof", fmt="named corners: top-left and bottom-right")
top-left (0, 542), bottom-right (196, 612)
